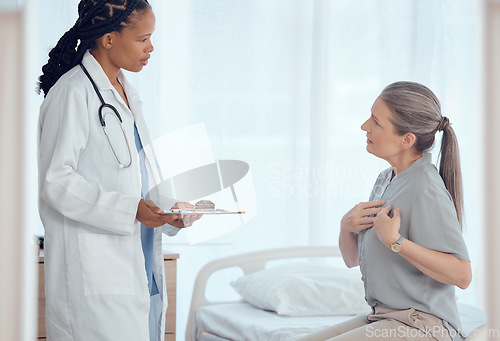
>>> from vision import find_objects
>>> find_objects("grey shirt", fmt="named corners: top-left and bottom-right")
top-left (358, 152), bottom-right (469, 340)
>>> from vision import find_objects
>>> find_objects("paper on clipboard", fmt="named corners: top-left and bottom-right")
top-left (161, 209), bottom-right (245, 215)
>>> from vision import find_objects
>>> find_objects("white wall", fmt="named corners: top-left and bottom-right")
top-left (0, 9), bottom-right (25, 340)
top-left (0, 7), bottom-right (37, 340)
top-left (486, 0), bottom-right (500, 336)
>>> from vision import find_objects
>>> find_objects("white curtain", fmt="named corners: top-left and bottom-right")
top-left (30, 1), bottom-right (482, 339)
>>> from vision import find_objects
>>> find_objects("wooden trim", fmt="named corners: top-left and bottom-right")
top-left (164, 254), bottom-right (178, 336)
top-left (163, 253), bottom-right (180, 260)
top-left (37, 263), bottom-right (46, 338)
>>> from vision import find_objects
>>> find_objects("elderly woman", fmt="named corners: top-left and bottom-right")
top-left (302, 81), bottom-right (471, 341)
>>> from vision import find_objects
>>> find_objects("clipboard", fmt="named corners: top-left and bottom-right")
top-left (160, 209), bottom-right (245, 215)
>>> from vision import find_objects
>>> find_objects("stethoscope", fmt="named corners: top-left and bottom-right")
top-left (80, 63), bottom-right (133, 168)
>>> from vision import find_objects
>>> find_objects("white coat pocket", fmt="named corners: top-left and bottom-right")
top-left (78, 233), bottom-right (135, 296)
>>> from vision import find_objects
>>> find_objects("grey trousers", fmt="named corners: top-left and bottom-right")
top-left (295, 306), bottom-right (452, 341)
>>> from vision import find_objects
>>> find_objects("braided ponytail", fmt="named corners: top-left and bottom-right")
top-left (37, 0), bottom-right (151, 97)
top-left (37, 25), bottom-right (79, 97)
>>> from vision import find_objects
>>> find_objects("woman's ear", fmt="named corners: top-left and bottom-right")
top-left (96, 33), bottom-right (114, 50)
top-left (401, 133), bottom-right (416, 149)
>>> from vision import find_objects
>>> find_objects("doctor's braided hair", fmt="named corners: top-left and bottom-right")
top-left (37, 0), bottom-right (151, 97)
top-left (380, 81), bottom-right (464, 227)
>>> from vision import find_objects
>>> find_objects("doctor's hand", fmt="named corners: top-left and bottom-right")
top-left (136, 200), bottom-right (202, 229)
top-left (372, 205), bottom-right (401, 248)
top-left (136, 198), bottom-right (172, 228)
top-left (341, 200), bottom-right (386, 234)
top-left (135, 199), bottom-right (189, 229)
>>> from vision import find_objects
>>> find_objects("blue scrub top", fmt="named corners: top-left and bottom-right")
top-left (134, 123), bottom-right (159, 296)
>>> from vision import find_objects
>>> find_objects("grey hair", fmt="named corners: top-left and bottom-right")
top-left (380, 81), bottom-right (463, 227)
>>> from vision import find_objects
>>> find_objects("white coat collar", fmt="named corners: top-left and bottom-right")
top-left (81, 51), bottom-right (139, 99)
top-left (81, 51), bottom-right (114, 91)
top-left (81, 50), bottom-right (140, 112)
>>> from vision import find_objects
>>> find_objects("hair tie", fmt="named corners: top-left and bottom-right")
top-left (437, 116), bottom-right (449, 132)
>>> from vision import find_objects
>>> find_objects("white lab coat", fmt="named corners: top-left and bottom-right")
top-left (38, 51), bottom-right (179, 341)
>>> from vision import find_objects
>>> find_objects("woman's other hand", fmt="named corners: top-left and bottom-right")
top-left (373, 204), bottom-right (402, 247)
top-left (339, 200), bottom-right (385, 268)
top-left (374, 205), bottom-right (471, 288)
top-left (136, 199), bottom-right (201, 229)
top-left (341, 200), bottom-right (386, 234)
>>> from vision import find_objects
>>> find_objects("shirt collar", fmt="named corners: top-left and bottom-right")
top-left (392, 152), bottom-right (432, 182)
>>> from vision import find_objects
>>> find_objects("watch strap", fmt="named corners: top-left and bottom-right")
top-left (391, 235), bottom-right (405, 252)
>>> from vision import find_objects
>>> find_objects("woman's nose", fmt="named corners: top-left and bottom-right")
top-left (361, 119), bottom-right (369, 131)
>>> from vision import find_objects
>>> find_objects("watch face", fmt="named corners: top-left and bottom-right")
top-left (391, 243), bottom-right (401, 253)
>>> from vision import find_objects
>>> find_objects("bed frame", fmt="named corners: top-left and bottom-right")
top-left (185, 246), bottom-right (488, 341)
top-left (185, 246), bottom-right (342, 341)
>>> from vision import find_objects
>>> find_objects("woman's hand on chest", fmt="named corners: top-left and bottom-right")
top-left (372, 204), bottom-right (402, 248)
top-left (341, 200), bottom-right (386, 234)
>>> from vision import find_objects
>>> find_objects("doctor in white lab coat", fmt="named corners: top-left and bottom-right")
top-left (37, 1), bottom-right (195, 340)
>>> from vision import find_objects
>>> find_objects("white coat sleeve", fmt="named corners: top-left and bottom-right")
top-left (39, 84), bottom-right (140, 236)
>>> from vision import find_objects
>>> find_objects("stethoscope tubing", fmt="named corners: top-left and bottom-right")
top-left (80, 63), bottom-right (133, 168)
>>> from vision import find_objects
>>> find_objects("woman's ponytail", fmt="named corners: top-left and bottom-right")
top-left (438, 119), bottom-right (464, 226)
top-left (37, 25), bottom-right (81, 97)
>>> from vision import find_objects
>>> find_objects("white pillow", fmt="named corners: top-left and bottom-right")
top-left (230, 262), bottom-right (369, 316)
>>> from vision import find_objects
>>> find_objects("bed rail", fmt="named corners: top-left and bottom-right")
top-left (186, 246), bottom-right (342, 341)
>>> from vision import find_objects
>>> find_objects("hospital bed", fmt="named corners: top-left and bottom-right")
top-left (186, 246), bottom-right (488, 341)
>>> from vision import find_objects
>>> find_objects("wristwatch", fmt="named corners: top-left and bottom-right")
top-left (390, 236), bottom-right (405, 253)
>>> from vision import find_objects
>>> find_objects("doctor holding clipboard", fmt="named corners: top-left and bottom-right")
top-left (37, 1), bottom-right (200, 340)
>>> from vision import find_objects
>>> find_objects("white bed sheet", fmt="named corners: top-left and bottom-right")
top-left (194, 302), bottom-right (487, 341)
top-left (195, 303), bottom-right (356, 341)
